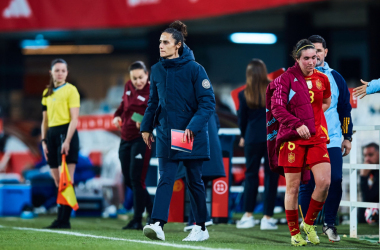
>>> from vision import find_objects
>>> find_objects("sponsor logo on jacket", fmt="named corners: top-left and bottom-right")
top-left (267, 117), bottom-right (276, 127)
top-left (267, 130), bottom-right (277, 141)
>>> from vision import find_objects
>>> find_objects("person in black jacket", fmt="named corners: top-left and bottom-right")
top-left (141, 20), bottom-right (215, 242)
top-left (236, 59), bottom-right (279, 230)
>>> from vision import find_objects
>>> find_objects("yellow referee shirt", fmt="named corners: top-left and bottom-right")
top-left (41, 83), bottom-right (80, 127)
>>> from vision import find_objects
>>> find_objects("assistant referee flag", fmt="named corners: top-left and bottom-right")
top-left (57, 154), bottom-right (79, 210)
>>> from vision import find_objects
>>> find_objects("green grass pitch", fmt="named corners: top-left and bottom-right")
top-left (0, 215), bottom-right (379, 250)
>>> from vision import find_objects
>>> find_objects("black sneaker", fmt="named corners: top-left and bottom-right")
top-left (123, 220), bottom-right (143, 230)
top-left (44, 220), bottom-right (61, 229)
top-left (59, 222), bottom-right (71, 229)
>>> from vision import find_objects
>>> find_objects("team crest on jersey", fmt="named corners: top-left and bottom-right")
top-left (316, 79), bottom-right (322, 90)
top-left (202, 79), bottom-right (211, 89)
top-left (288, 152), bottom-right (295, 163)
top-left (306, 80), bottom-right (312, 89)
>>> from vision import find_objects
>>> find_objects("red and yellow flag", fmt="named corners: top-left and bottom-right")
top-left (57, 154), bottom-right (79, 211)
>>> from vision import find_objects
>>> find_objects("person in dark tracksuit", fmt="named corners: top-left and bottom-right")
top-left (236, 59), bottom-right (279, 230)
top-left (298, 35), bottom-right (353, 242)
top-left (141, 21), bottom-right (215, 242)
top-left (41, 59), bottom-right (80, 229)
top-left (112, 61), bottom-right (153, 230)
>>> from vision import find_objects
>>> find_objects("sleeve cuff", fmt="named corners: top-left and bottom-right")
top-left (294, 121), bottom-right (304, 129)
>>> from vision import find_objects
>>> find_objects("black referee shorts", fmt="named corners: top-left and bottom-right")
top-left (47, 123), bottom-right (79, 168)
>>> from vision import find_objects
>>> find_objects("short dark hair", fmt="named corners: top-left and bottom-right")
top-left (363, 142), bottom-right (379, 151)
top-left (129, 61), bottom-right (147, 73)
top-left (308, 35), bottom-right (327, 49)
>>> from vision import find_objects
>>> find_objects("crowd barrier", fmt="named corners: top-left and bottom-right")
top-left (339, 125), bottom-right (380, 239)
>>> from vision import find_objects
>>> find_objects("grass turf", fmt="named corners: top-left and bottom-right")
top-left (0, 215), bottom-right (379, 250)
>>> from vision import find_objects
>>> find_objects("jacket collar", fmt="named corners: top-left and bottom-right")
top-left (159, 44), bottom-right (195, 68)
top-left (316, 61), bottom-right (331, 72)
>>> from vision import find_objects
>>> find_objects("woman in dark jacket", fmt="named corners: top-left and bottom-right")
top-left (112, 61), bottom-right (153, 230)
top-left (237, 59), bottom-right (279, 230)
top-left (140, 21), bottom-right (215, 242)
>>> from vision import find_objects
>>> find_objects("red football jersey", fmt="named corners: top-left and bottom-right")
top-left (293, 69), bottom-right (331, 145)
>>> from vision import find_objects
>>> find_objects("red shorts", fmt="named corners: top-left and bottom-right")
top-left (278, 142), bottom-right (330, 173)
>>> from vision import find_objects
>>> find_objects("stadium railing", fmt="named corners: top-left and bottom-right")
top-left (339, 125), bottom-right (380, 239)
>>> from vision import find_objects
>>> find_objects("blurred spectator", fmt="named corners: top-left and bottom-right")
top-left (0, 134), bottom-right (10, 172)
top-left (359, 143), bottom-right (379, 223)
top-left (236, 59), bottom-right (279, 230)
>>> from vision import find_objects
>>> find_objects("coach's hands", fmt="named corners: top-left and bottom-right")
top-left (296, 125), bottom-right (311, 140)
top-left (353, 79), bottom-right (368, 99)
top-left (142, 132), bottom-right (154, 149)
top-left (342, 139), bottom-right (352, 156)
top-left (183, 129), bottom-right (194, 143)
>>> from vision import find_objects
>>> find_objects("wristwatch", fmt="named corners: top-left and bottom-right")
top-left (41, 138), bottom-right (47, 143)
top-left (344, 136), bottom-right (352, 142)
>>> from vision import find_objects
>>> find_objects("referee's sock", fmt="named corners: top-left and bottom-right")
top-left (196, 222), bottom-right (206, 231)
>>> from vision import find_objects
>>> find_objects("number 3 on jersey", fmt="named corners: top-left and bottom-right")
top-left (309, 90), bottom-right (314, 103)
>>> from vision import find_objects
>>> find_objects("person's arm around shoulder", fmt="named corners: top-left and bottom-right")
top-left (332, 70), bottom-right (353, 156)
top-left (186, 65), bottom-right (216, 140)
top-left (140, 74), bottom-right (158, 149)
top-left (271, 75), bottom-right (310, 139)
top-left (353, 78), bottom-right (380, 99)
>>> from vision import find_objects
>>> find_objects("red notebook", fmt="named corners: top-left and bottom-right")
top-left (171, 129), bottom-right (193, 153)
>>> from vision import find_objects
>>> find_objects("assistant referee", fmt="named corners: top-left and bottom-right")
top-left (41, 58), bottom-right (80, 229)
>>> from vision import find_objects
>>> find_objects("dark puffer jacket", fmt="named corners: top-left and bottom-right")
top-left (140, 44), bottom-right (215, 160)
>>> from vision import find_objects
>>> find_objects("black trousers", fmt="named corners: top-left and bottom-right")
top-left (244, 142), bottom-right (279, 216)
top-left (152, 158), bottom-right (207, 223)
top-left (119, 137), bottom-right (153, 221)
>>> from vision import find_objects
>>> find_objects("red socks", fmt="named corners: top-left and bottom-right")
top-left (305, 198), bottom-right (325, 225)
top-left (285, 209), bottom-right (300, 236)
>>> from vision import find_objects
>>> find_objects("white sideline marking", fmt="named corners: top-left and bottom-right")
top-left (3, 225), bottom-right (240, 250)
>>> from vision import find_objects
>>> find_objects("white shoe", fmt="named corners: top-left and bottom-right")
top-left (182, 225), bottom-right (209, 241)
top-left (184, 220), bottom-right (214, 232)
top-left (143, 222), bottom-right (165, 241)
top-left (236, 215), bottom-right (255, 229)
top-left (322, 225), bottom-right (341, 242)
top-left (260, 217), bottom-right (278, 230)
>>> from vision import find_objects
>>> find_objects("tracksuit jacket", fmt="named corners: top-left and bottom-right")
top-left (266, 62), bottom-right (316, 176)
top-left (316, 62), bottom-right (352, 148)
top-left (366, 78), bottom-right (380, 95)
